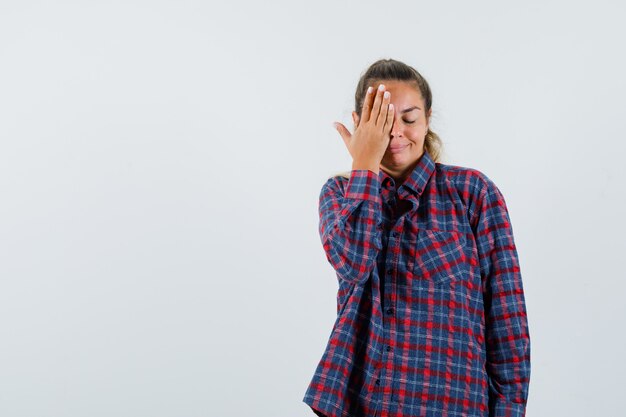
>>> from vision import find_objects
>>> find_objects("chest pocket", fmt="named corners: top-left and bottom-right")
top-left (408, 229), bottom-right (469, 287)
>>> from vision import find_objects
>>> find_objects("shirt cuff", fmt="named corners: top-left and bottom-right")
top-left (344, 169), bottom-right (381, 202)
top-left (491, 400), bottom-right (527, 417)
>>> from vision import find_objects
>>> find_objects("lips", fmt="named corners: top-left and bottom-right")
top-left (389, 144), bottom-right (409, 152)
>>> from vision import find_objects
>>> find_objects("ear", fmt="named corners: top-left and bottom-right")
top-left (352, 111), bottom-right (360, 130)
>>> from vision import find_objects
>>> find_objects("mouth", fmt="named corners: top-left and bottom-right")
top-left (388, 144), bottom-right (409, 153)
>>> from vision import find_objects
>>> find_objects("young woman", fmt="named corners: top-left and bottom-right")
top-left (303, 58), bottom-right (531, 417)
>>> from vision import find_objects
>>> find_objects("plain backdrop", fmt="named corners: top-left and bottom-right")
top-left (1, 1), bottom-right (625, 416)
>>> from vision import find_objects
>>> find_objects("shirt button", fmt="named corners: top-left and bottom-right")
top-left (391, 231), bottom-right (398, 238)
top-left (386, 269), bottom-right (392, 275)
top-left (386, 308), bottom-right (394, 315)
top-left (375, 379), bottom-right (380, 385)
top-left (386, 345), bottom-right (392, 352)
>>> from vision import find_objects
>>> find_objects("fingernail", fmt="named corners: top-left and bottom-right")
top-left (384, 91), bottom-right (390, 99)
top-left (378, 84), bottom-right (385, 91)
top-left (366, 86), bottom-right (372, 94)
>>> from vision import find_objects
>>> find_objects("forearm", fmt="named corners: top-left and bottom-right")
top-left (472, 179), bottom-right (531, 417)
top-left (319, 169), bottom-right (384, 284)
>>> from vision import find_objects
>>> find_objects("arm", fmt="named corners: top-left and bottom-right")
top-left (318, 169), bottom-right (384, 285)
top-left (472, 179), bottom-right (531, 417)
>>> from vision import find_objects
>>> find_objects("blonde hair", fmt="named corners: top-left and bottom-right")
top-left (329, 58), bottom-right (444, 180)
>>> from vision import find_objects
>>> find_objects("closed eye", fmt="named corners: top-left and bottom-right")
top-left (404, 119), bottom-right (416, 124)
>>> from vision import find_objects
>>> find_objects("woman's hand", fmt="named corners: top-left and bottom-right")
top-left (333, 83), bottom-right (394, 173)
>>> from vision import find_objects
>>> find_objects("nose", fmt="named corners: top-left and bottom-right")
top-left (390, 117), bottom-right (402, 138)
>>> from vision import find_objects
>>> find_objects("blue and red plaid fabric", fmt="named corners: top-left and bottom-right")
top-left (302, 149), bottom-right (531, 417)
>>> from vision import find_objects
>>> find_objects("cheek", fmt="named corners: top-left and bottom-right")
top-left (406, 125), bottom-right (426, 137)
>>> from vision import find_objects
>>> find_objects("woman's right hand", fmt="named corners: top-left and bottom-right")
top-left (334, 83), bottom-right (394, 173)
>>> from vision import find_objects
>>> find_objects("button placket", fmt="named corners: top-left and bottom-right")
top-left (379, 213), bottom-right (399, 397)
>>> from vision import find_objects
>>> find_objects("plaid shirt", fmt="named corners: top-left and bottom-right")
top-left (302, 149), bottom-right (531, 417)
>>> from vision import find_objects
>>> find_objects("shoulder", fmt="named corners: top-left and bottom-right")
top-left (325, 171), bottom-right (351, 189)
top-left (320, 169), bottom-right (377, 194)
top-left (435, 161), bottom-right (502, 198)
top-left (318, 170), bottom-right (353, 200)
top-left (434, 162), bottom-right (509, 225)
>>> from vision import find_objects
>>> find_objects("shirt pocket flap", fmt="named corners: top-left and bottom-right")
top-left (410, 229), bottom-right (468, 287)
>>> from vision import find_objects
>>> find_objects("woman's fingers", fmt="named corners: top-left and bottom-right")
top-left (333, 122), bottom-right (352, 150)
top-left (369, 84), bottom-right (385, 125)
top-left (384, 103), bottom-right (394, 133)
top-left (360, 86), bottom-right (374, 123)
top-left (376, 88), bottom-right (391, 127)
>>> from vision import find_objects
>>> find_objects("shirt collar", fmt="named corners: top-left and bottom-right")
top-left (378, 148), bottom-right (436, 197)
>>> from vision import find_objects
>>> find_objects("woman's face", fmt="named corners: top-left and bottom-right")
top-left (352, 80), bottom-right (431, 176)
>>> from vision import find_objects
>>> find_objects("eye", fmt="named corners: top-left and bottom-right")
top-left (403, 119), bottom-right (416, 124)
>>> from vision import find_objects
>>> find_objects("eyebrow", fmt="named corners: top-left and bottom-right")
top-left (400, 106), bottom-right (421, 114)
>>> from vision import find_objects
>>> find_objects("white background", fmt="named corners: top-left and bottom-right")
top-left (1, 1), bottom-right (625, 416)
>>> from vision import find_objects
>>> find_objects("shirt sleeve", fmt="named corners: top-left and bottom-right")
top-left (471, 179), bottom-right (531, 417)
top-left (318, 169), bottom-right (384, 285)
